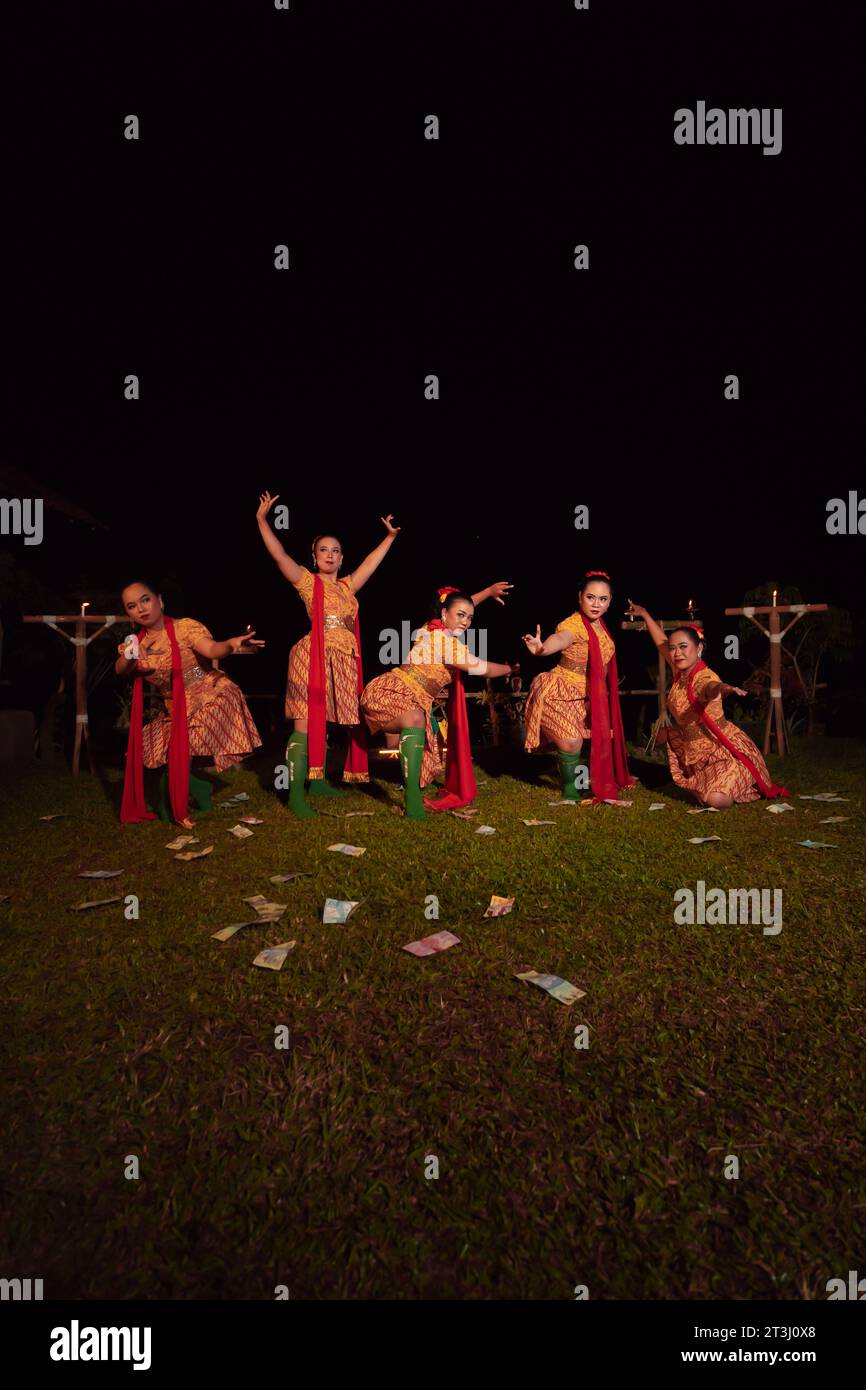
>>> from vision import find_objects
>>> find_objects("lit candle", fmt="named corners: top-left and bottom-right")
top-left (772, 589), bottom-right (777, 607)
top-left (80, 601), bottom-right (90, 616)
top-left (687, 598), bottom-right (694, 617)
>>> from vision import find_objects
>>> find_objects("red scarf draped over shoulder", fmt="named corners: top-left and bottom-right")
top-left (685, 661), bottom-right (788, 798)
top-left (307, 574), bottom-right (369, 783)
top-left (580, 614), bottom-right (636, 803)
top-left (121, 617), bottom-right (190, 824)
top-left (423, 619), bottom-right (477, 812)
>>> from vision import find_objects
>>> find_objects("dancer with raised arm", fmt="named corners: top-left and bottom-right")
top-left (256, 491), bottom-right (399, 816)
top-left (625, 601), bottom-right (788, 806)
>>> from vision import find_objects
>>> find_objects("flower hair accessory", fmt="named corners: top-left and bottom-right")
top-left (584, 570), bottom-right (611, 580)
top-left (437, 585), bottom-right (459, 603)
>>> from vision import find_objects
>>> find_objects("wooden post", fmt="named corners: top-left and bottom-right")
top-left (724, 601), bottom-right (828, 757)
top-left (23, 614), bottom-right (124, 773)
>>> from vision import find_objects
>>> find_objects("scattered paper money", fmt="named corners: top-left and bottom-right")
top-left (515, 971), bottom-right (586, 1006)
top-left (344, 811), bottom-right (375, 818)
top-left (211, 921), bottom-right (261, 942)
top-left (241, 895), bottom-right (287, 921)
top-left (239, 816), bottom-right (264, 825)
top-left (601, 799), bottom-right (633, 808)
top-left (687, 835), bottom-right (722, 844)
top-left (77, 870), bottom-right (123, 879)
top-left (39, 814), bottom-right (65, 821)
top-left (228, 792), bottom-right (250, 802)
top-left (69, 896), bottom-right (123, 912)
top-left (165, 834), bottom-right (198, 850)
top-left (327, 843), bottom-right (366, 856)
top-left (687, 807), bottom-right (720, 815)
top-left (797, 840), bottom-right (838, 850)
top-left (228, 824), bottom-right (254, 838)
top-left (269, 872), bottom-right (313, 883)
top-left (174, 845), bottom-right (214, 861)
top-left (522, 818), bottom-right (554, 826)
top-left (484, 895), bottom-right (515, 918)
top-left (799, 793), bottom-right (848, 802)
top-left (253, 941), bottom-right (296, 971)
top-left (819, 816), bottom-right (849, 824)
top-left (648, 803), bottom-right (667, 811)
top-left (766, 803), bottom-right (794, 813)
top-left (403, 930), bottom-right (461, 957)
top-left (323, 898), bottom-right (360, 923)
top-left (451, 808), bottom-right (478, 819)
top-left (475, 825), bottom-right (496, 835)
top-left (547, 799), bottom-right (579, 807)
top-left (0, 894), bottom-right (10, 903)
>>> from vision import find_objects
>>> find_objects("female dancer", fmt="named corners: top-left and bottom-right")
top-left (625, 602), bottom-right (788, 806)
top-left (116, 581), bottom-right (263, 826)
top-left (256, 491), bottom-right (399, 817)
top-left (522, 570), bottom-right (635, 802)
top-left (361, 586), bottom-right (517, 819)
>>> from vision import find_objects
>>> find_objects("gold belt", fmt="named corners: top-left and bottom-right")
top-left (680, 717), bottom-right (730, 740)
top-left (397, 667), bottom-right (443, 698)
top-left (324, 613), bottom-right (355, 632)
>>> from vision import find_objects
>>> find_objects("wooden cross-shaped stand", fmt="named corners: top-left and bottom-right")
top-left (724, 601), bottom-right (828, 756)
top-left (23, 613), bottom-right (125, 773)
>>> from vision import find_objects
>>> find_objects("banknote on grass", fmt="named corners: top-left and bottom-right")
top-left (323, 898), bottom-right (361, 924)
top-left (484, 895), bottom-right (515, 918)
top-left (165, 834), bottom-right (198, 850)
top-left (402, 930), bottom-right (460, 957)
top-left (252, 941), bottom-right (297, 971)
top-left (69, 896), bottom-right (123, 912)
top-left (515, 971), bottom-right (586, 1006)
top-left (327, 843), bottom-right (367, 856)
top-left (175, 845), bottom-right (214, 861)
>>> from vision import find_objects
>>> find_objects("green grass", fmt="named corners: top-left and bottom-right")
top-left (1, 738), bottom-right (865, 1299)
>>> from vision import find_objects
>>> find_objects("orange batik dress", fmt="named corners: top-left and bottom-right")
top-left (361, 626), bottom-right (474, 790)
top-left (666, 663), bottom-right (782, 804)
top-left (285, 567), bottom-right (362, 725)
top-left (523, 613), bottom-right (615, 751)
top-left (131, 618), bottom-right (261, 771)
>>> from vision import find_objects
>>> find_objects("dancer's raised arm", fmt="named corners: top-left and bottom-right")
top-left (522, 624), bottom-right (574, 657)
top-left (256, 491), bottom-right (303, 583)
top-left (471, 580), bottom-right (513, 607)
top-left (350, 514), bottom-right (400, 593)
top-left (625, 601), bottom-right (671, 664)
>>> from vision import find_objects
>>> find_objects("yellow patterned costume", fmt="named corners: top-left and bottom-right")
top-left (361, 627), bottom-right (473, 788)
top-left (665, 665), bottom-right (771, 804)
top-left (523, 614), bottom-right (615, 751)
top-left (120, 618), bottom-right (261, 771)
top-left (285, 567), bottom-right (362, 724)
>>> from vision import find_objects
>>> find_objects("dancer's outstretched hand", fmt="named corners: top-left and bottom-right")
top-left (522, 625), bottom-right (543, 655)
top-left (257, 492), bottom-right (279, 523)
top-left (227, 630), bottom-right (266, 653)
top-left (488, 580), bottom-right (513, 606)
top-left (381, 514), bottom-right (400, 536)
top-left (718, 682), bottom-right (747, 699)
top-left (625, 599), bottom-right (647, 620)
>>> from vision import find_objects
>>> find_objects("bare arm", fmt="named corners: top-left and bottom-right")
top-left (626, 601), bottom-right (672, 667)
top-left (191, 631), bottom-right (265, 662)
top-left (256, 491), bottom-right (304, 584)
top-left (350, 515), bottom-right (400, 594)
top-left (462, 656), bottom-right (516, 679)
top-left (470, 581), bottom-right (513, 607)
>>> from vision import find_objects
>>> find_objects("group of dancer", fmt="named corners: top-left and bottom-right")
top-left (115, 496), bottom-right (786, 827)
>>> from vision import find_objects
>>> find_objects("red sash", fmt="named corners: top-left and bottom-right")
top-left (685, 661), bottom-right (789, 798)
top-left (121, 617), bottom-right (190, 824)
top-left (580, 614), bottom-right (636, 803)
top-left (423, 620), bottom-right (477, 812)
top-left (307, 575), bottom-right (369, 783)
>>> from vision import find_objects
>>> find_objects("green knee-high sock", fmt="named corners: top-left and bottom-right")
top-left (558, 751), bottom-right (585, 801)
top-left (307, 737), bottom-right (347, 796)
top-left (399, 727), bottom-right (427, 821)
top-left (157, 769), bottom-right (172, 823)
top-left (286, 732), bottom-right (317, 817)
top-left (188, 772), bottom-right (213, 812)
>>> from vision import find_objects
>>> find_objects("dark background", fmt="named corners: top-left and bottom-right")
top-left (3, 0), bottom-right (863, 726)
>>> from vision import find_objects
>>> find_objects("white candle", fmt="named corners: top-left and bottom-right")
top-left (80, 601), bottom-right (90, 616)
top-left (772, 589), bottom-right (777, 607)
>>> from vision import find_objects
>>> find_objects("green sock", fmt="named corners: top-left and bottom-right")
top-left (286, 732), bottom-right (317, 817)
top-left (157, 769), bottom-right (172, 823)
top-left (399, 727), bottom-right (427, 821)
top-left (188, 772), bottom-right (213, 812)
top-left (307, 737), bottom-right (347, 796)
top-left (558, 751), bottom-right (586, 801)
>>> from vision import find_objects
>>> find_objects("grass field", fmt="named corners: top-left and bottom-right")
top-left (2, 736), bottom-right (864, 1300)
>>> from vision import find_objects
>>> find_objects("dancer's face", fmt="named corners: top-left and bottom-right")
top-left (669, 630), bottom-right (702, 674)
top-left (122, 584), bottom-right (163, 629)
top-left (313, 536), bottom-right (342, 576)
top-left (579, 583), bottom-right (611, 621)
top-left (443, 599), bottom-right (474, 633)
